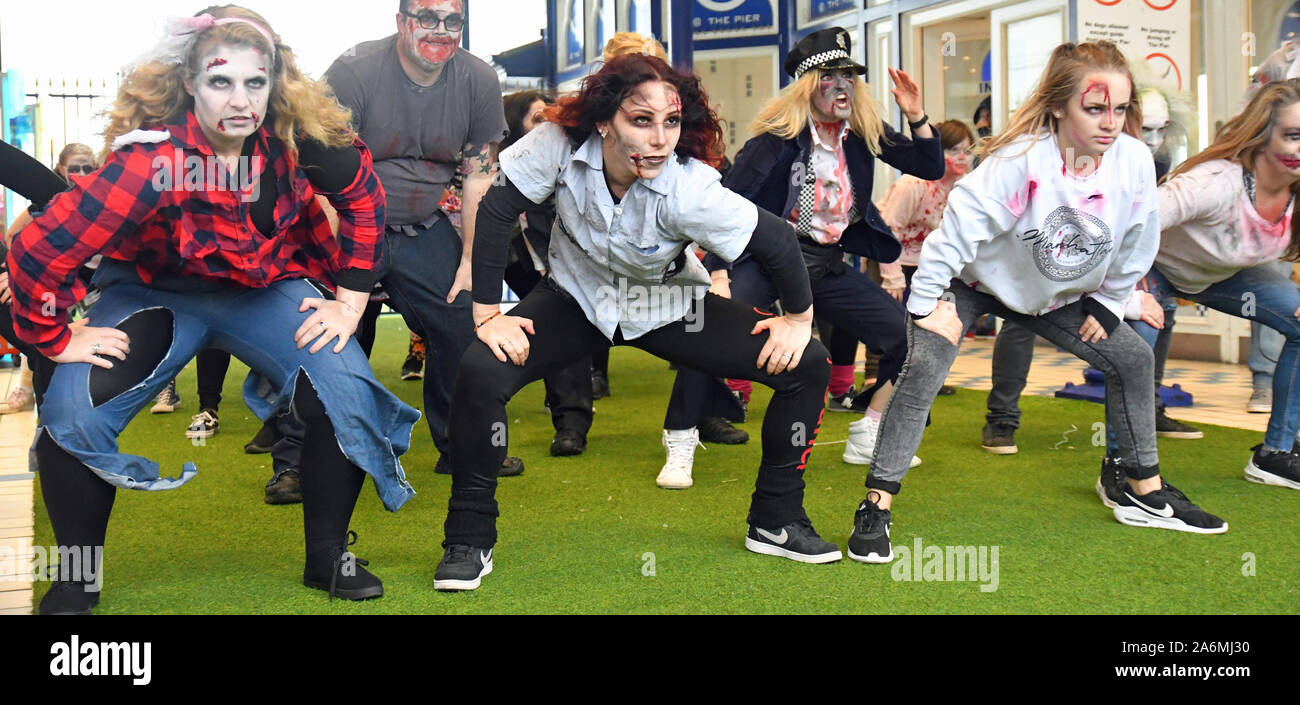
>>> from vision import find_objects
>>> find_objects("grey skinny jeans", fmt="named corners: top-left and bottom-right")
top-left (867, 281), bottom-right (1160, 494)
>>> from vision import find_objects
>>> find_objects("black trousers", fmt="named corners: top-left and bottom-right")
top-left (443, 280), bottom-right (830, 548)
top-left (504, 261), bottom-right (594, 438)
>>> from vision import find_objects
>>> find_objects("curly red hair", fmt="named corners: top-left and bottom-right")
top-left (544, 54), bottom-right (725, 169)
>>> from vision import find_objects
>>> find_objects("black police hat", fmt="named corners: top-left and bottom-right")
top-left (784, 28), bottom-right (868, 80)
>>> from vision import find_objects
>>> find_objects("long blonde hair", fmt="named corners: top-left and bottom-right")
top-left (750, 70), bottom-right (887, 154)
top-left (101, 5), bottom-right (354, 161)
top-left (1169, 78), bottom-right (1300, 261)
top-left (978, 41), bottom-right (1141, 160)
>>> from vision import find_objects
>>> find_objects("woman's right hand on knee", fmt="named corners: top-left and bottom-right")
top-left (915, 300), bottom-right (962, 346)
top-left (476, 306), bottom-right (535, 366)
top-left (49, 320), bottom-right (131, 368)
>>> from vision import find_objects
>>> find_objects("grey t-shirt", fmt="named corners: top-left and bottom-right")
top-left (325, 35), bottom-right (507, 226)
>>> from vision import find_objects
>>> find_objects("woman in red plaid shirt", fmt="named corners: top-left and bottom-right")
top-left (9, 6), bottom-right (420, 614)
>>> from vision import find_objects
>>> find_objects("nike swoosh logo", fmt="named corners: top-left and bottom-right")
top-left (1126, 492), bottom-right (1175, 518)
top-left (756, 527), bottom-right (788, 544)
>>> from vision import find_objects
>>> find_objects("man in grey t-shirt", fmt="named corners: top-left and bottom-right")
top-left (325, 0), bottom-right (516, 474)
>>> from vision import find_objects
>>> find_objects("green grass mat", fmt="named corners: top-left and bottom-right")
top-left (31, 316), bottom-right (1299, 613)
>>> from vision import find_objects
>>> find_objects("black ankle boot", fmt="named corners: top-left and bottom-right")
top-left (303, 530), bottom-right (383, 601)
top-left (38, 581), bottom-right (101, 615)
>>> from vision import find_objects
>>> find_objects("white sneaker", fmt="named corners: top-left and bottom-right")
top-left (1247, 387), bottom-right (1272, 414)
top-left (657, 428), bottom-right (699, 489)
top-left (842, 414), bottom-right (921, 468)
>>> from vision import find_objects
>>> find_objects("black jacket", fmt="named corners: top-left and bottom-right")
top-left (714, 120), bottom-right (943, 269)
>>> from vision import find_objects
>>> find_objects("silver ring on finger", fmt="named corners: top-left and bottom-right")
top-left (319, 321), bottom-right (327, 328)
top-left (92, 343), bottom-right (102, 354)
top-left (782, 353), bottom-right (792, 359)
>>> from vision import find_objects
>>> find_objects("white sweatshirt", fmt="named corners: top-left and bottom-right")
top-left (1155, 159), bottom-right (1293, 294)
top-left (908, 131), bottom-right (1159, 323)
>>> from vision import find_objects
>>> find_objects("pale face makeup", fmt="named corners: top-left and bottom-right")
top-left (1261, 101), bottom-right (1300, 181)
top-left (186, 44), bottom-right (270, 156)
top-left (1056, 71), bottom-right (1131, 169)
top-left (397, 0), bottom-right (464, 73)
top-left (598, 80), bottom-right (682, 190)
top-left (943, 138), bottom-right (974, 178)
top-left (1140, 91), bottom-right (1170, 154)
top-left (60, 155), bottom-right (97, 182)
top-left (522, 99), bottom-right (548, 134)
top-left (811, 68), bottom-right (855, 123)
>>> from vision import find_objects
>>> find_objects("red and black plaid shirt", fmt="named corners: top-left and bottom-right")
top-left (8, 111), bottom-right (385, 356)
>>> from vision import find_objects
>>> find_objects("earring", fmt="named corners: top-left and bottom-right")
top-left (599, 128), bottom-right (608, 139)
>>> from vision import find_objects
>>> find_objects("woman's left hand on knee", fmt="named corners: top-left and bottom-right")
top-left (752, 311), bottom-right (813, 375)
top-left (295, 297), bottom-right (362, 354)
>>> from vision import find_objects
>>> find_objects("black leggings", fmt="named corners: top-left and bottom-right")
top-left (195, 348), bottom-right (232, 411)
top-left (443, 280), bottom-right (830, 548)
top-left (37, 375), bottom-right (365, 575)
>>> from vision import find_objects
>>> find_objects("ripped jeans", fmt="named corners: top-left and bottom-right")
top-left (35, 277), bottom-right (421, 511)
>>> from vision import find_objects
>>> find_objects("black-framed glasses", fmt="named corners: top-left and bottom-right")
top-left (64, 164), bottom-right (96, 175)
top-left (401, 9), bottom-right (464, 31)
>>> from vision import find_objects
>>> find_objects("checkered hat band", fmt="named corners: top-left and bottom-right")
top-left (796, 49), bottom-right (852, 79)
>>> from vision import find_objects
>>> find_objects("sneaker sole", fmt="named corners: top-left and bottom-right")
top-left (1112, 506), bottom-right (1228, 534)
top-left (1095, 478), bottom-right (1119, 509)
top-left (981, 443), bottom-right (1018, 455)
top-left (150, 406), bottom-right (176, 414)
top-left (744, 537), bottom-right (842, 564)
top-left (400, 372), bottom-right (424, 381)
top-left (847, 547), bottom-right (894, 564)
top-left (302, 579), bottom-right (384, 601)
top-left (656, 476), bottom-right (693, 489)
top-left (1156, 429), bottom-right (1203, 439)
top-left (1244, 461), bottom-right (1300, 490)
top-left (1246, 406), bottom-right (1271, 414)
top-left (843, 448), bottom-right (921, 468)
top-left (185, 428), bottom-right (218, 439)
top-left (434, 561), bottom-right (493, 591)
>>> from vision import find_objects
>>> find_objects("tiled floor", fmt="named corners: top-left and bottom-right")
top-left (0, 366), bottom-right (36, 615)
top-left (946, 338), bottom-right (1264, 433)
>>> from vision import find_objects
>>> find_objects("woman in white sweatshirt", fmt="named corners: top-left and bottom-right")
top-left (845, 41), bottom-right (1228, 565)
top-left (1130, 77), bottom-right (1300, 492)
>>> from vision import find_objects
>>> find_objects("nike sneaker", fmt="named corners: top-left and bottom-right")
top-left (847, 496), bottom-right (894, 563)
top-left (1244, 444), bottom-right (1300, 490)
top-left (745, 518), bottom-right (842, 564)
top-left (1112, 482), bottom-right (1228, 534)
top-left (434, 544), bottom-right (494, 591)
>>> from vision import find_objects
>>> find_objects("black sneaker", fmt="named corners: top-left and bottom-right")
top-left (847, 496), bottom-right (894, 564)
top-left (434, 544), bottom-right (494, 591)
top-left (698, 416), bottom-right (748, 444)
top-left (1156, 409), bottom-right (1203, 439)
top-left (744, 518), bottom-right (842, 564)
top-left (937, 385), bottom-right (957, 396)
top-left (265, 469), bottom-right (302, 505)
top-left (1112, 482), bottom-right (1228, 534)
top-left (1096, 456), bottom-right (1127, 509)
top-left (1245, 444), bottom-right (1300, 490)
top-left (980, 423), bottom-right (1018, 455)
top-left (827, 388), bottom-right (858, 413)
top-left (591, 372), bottom-right (610, 399)
top-left (244, 418), bottom-right (278, 454)
top-left (302, 531), bottom-right (384, 601)
top-left (38, 580), bottom-right (101, 615)
top-left (550, 430), bottom-right (587, 457)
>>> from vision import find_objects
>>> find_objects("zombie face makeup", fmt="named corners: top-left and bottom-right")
top-left (397, 0), bottom-right (464, 73)
top-left (522, 99), bottom-right (548, 135)
top-left (1140, 90), bottom-right (1170, 155)
top-left (943, 138), bottom-right (974, 178)
top-left (1265, 101), bottom-right (1300, 176)
top-left (186, 45), bottom-right (271, 156)
top-left (811, 68), bottom-right (855, 122)
top-left (598, 79), bottom-right (682, 189)
top-left (1055, 71), bottom-right (1131, 169)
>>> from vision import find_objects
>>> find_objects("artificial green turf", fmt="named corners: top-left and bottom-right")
top-left (31, 315), bottom-right (1300, 613)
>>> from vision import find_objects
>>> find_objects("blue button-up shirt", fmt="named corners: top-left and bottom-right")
top-left (500, 123), bottom-right (757, 340)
